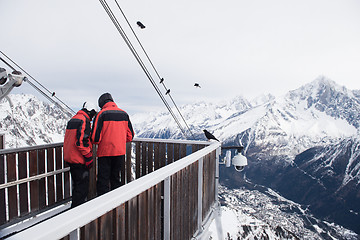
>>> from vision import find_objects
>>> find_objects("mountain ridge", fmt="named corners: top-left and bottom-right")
top-left (133, 76), bottom-right (359, 158)
top-left (0, 93), bottom-right (68, 148)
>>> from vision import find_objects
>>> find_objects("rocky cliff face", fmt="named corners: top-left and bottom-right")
top-left (0, 93), bottom-right (68, 148)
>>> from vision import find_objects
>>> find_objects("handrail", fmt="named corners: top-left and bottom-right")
top-left (0, 138), bottom-right (210, 154)
top-left (133, 137), bottom-right (210, 145)
top-left (7, 141), bottom-right (221, 240)
top-left (0, 142), bottom-right (63, 155)
top-left (0, 168), bottom-right (69, 190)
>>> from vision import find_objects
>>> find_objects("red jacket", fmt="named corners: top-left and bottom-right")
top-left (63, 110), bottom-right (92, 164)
top-left (91, 102), bottom-right (134, 157)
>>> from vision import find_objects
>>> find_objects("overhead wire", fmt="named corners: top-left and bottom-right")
top-left (113, 0), bottom-right (196, 140)
top-left (98, 0), bottom-right (189, 139)
top-left (0, 51), bottom-right (75, 117)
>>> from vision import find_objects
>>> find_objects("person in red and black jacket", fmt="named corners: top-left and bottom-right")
top-left (64, 101), bottom-right (97, 208)
top-left (91, 93), bottom-right (134, 196)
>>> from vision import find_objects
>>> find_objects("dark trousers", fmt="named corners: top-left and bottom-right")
top-left (68, 163), bottom-right (89, 208)
top-left (97, 155), bottom-right (125, 196)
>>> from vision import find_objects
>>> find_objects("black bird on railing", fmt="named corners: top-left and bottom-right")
top-left (203, 129), bottom-right (219, 142)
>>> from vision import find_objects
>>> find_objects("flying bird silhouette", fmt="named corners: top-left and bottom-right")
top-left (203, 129), bottom-right (219, 142)
top-left (194, 83), bottom-right (201, 88)
top-left (137, 21), bottom-right (146, 29)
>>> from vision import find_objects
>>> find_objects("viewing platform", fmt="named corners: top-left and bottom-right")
top-left (0, 137), bottom-right (221, 240)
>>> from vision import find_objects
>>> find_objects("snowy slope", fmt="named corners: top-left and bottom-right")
top-left (131, 96), bottom-right (253, 139)
top-left (0, 94), bottom-right (69, 148)
top-left (209, 184), bottom-right (359, 240)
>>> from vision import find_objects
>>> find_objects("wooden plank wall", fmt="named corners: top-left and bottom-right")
top-left (170, 161), bottom-right (199, 240)
top-left (202, 151), bottom-right (216, 221)
top-left (73, 142), bottom-right (215, 240)
top-left (77, 183), bottom-right (163, 240)
top-left (74, 141), bottom-right (191, 240)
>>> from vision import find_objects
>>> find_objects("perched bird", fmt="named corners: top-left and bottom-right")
top-left (194, 83), bottom-right (201, 88)
top-left (52, 92), bottom-right (56, 97)
top-left (137, 21), bottom-right (146, 29)
top-left (165, 89), bottom-right (170, 95)
top-left (160, 78), bottom-right (164, 84)
top-left (203, 129), bottom-right (219, 142)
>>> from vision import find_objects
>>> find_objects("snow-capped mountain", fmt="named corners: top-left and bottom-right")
top-left (0, 94), bottom-right (69, 148)
top-left (131, 76), bottom-right (360, 235)
top-left (2, 76), bottom-right (360, 238)
top-left (269, 136), bottom-right (360, 235)
top-left (133, 76), bottom-right (359, 159)
top-left (131, 95), bottom-right (253, 139)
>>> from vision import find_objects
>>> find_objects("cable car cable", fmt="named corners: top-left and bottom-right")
top-left (0, 51), bottom-right (74, 117)
top-left (0, 51), bottom-right (75, 116)
top-left (99, 0), bottom-right (189, 138)
top-left (99, 0), bottom-right (188, 139)
top-left (113, 0), bottom-right (196, 140)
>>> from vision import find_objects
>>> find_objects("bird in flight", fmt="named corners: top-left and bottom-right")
top-left (203, 129), bottom-right (219, 142)
top-left (194, 83), bottom-right (201, 88)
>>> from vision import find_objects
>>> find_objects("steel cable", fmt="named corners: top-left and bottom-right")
top-left (113, 0), bottom-right (196, 140)
top-left (0, 51), bottom-right (75, 117)
top-left (99, 0), bottom-right (189, 138)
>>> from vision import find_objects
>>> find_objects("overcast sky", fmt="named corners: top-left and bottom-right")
top-left (1, 0), bottom-right (360, 115)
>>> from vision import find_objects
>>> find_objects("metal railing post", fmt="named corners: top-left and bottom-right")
top-left (164, 176), bottom-right (171, 240)
top-left (69, 228), bottom-right (79, 240)
top-left (197, 157), bottom-right (203, 234)
top-left (0, 134), bottom-right (4, 149)
top-left (214, 147), bottom-right (223, 239)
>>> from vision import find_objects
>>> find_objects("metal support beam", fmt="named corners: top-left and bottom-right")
top-left (215, 147), bottom-right (220, 202)
top-left (214, 147), bottom-right (224, 239)
top-left (0, 134), bottom-right (4, 149)
top-left (164, 177), bottom-right (171, 240)
top-left (197, 157), bottom-right (203, 234)
top-left (69, 228), bottom-right (79, 240)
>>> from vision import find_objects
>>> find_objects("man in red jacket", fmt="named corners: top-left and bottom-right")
top-left (91, 93), bottom-right (134, 196)
top-left (64, 101), bottom-right (97, 208)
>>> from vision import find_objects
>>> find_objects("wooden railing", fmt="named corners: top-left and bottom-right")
top-left (0, 134), bottom-right (4, 150)
top-left (0, 143), bottom-right (71, 228)
top-left (1, 138), bottom-right (220, 239)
